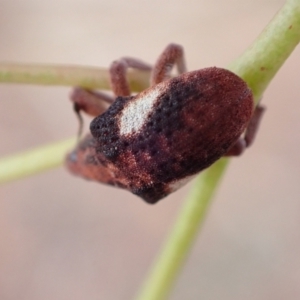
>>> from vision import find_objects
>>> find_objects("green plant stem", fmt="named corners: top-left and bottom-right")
top-left (229, 0), bottom-right (300, 100)
top-left (0, 138), bottom-right (76, 184)
top-left (136, 159), bottom-right (229, 300)
top-left (0, 63), bottom-right (150, 91)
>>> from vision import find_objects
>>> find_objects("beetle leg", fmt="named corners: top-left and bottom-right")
top-left (71, 88), bottom-right (114, 117)
top-left (110, 57), bottom-right (152, 96)
top-left (151, 43), bottom-right (187, 85)
top-left (224, 139), bottom-right (246, 156)
top-left (225, 105), bottom-right (265, 156)
top-left (244, 105), bottom-right (265, 147)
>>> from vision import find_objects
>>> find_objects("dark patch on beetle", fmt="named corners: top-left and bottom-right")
top-left (90, 95), bottom-right (132, 159)
top-left (77, 67), bottom-right (254, 203)
top-left (131, 183), bottom-right (167, 204)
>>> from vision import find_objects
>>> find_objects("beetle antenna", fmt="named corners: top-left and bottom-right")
top-left (73, 103), bottom-right (84, 140)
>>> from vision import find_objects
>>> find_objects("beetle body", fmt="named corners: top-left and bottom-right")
top-left (67, 67), bottom-right (254, 204)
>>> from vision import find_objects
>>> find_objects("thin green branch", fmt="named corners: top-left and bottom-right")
top-left (0, 138), bottom-right (76, 184)
top-left (136, 159), bottom-right (229, 300)
top-left (0, 63), bottom-right (150, 91)
top-left (229, 0), bottom-right (300, 100)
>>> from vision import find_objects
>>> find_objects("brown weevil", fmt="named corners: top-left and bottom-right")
top-left (66, 44), bottom-right (265, 204)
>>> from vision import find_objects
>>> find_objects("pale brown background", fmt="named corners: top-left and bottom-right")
top-left (0, 0), bottom-right (300, 299)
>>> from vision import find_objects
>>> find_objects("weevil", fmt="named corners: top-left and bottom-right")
top-left (66, 44), bottom-right (265, 204)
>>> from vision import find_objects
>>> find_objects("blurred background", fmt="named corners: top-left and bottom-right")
top-left (0, 0), bottom-right (300, 299)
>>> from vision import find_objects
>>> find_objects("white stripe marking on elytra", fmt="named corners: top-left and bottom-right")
top-left (119, 85), bottom-right (163, 136)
